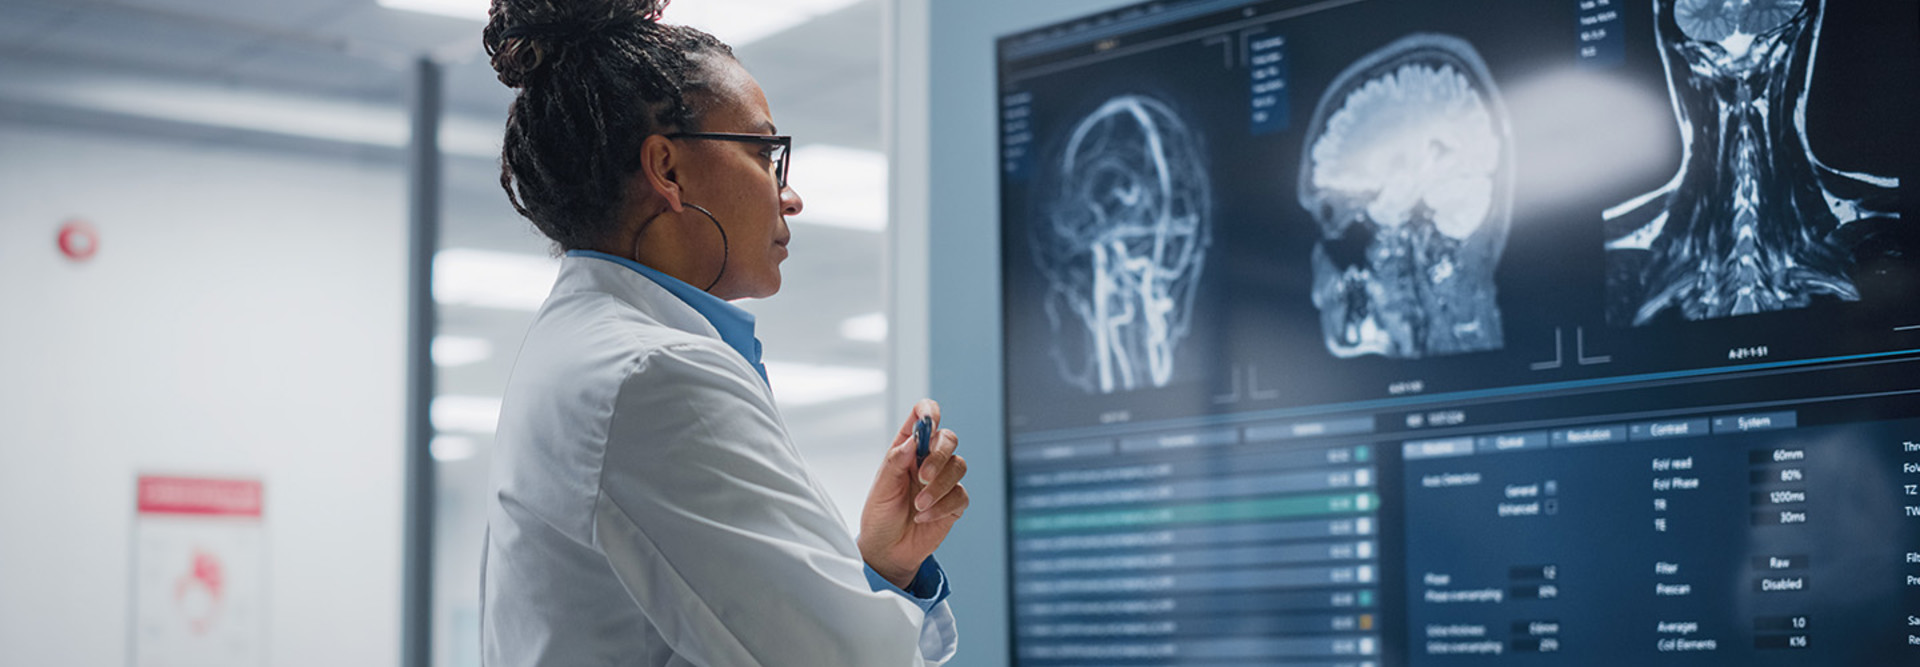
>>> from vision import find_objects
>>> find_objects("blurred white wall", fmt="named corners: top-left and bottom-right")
top-left (0, 123), bottom-right (407, 666)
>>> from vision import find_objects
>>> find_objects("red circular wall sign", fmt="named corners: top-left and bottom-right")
top-left (57, 220), bottom-right (99, 261)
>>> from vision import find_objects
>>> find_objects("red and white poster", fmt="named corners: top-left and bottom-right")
top-left (130, 475), bottom-right (267, 667)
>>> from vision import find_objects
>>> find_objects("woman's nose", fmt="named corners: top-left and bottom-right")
top-left (781, 185), bottom-right (804, 217)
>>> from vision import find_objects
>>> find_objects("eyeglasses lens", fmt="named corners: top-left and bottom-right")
top-left (773, 145), bottom-right (789, 188)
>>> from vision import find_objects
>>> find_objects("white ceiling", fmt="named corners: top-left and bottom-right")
top-left (0, 0), bottom-right (894, 505)
top-left (0, 0), bottom-right (884, 147)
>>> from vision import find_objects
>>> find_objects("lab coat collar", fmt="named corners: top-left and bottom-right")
top-left (563, 250), bottom-right (767, 383)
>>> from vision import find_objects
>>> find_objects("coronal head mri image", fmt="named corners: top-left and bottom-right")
top-left (1031, 94), bottom-right (1211, 394)
top-left (1296, 33), bottom-right (1513, 359)
top-left (1603, 0), bottom-right (1902, 325)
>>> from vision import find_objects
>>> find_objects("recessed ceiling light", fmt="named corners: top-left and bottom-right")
top-left (788, 144), bottom-right (887, 231)
top-left (0, 64), bottom-right (503, 158)
top-left (432, 335), bottom-right (495, 367)
top-left (764, 361), bottom-right (884, 407)
top-left (377, 0), bottom-right (864, 47)
top-left (663, 0), bottom-right (864, 47)
top-left (839, 312), bottom-right (887, 342)
top-left (432, 395), bottom-right (503, 434)
top-left (433, 248), bottom-right (560, 312)
top-left (376, 0), bottom-right (488, 22)
top-left (431, 435), bottom-right (479, 461)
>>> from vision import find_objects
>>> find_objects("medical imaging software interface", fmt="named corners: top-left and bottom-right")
top-left (997, 0), bottom-right (1918, 664)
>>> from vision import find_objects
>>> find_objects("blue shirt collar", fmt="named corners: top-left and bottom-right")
top-left (567, 250), bottom-right (766, 383)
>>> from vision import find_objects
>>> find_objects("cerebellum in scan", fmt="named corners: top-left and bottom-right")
top-left (1296, 33), bottom-right (1514, 360)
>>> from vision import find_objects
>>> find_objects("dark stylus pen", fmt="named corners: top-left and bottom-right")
top-left (915, 416), bottom-right (933, 466)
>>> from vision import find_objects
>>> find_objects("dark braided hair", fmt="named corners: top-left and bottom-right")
top-left (483, 0), bottom-right (734, 251)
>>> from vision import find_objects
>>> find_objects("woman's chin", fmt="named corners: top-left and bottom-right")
top-left (735, 273), bottom-right (781, 300)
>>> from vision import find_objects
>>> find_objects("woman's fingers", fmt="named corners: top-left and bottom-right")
top-left (914, 483), bottom-right (969, 523)
top-left (864, 434), bottom-right (916, 510)
top-left (916, 428), bottom-right (960, 485)
top-left (915, 437), bottom-right (966, 511)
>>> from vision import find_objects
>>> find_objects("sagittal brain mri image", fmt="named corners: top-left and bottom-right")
top-left (1297, 34), bottom-right (1513, 359)
top-left (1604, 0), bottom-right (1902, 325)
top-left (1032, 94), bottom-right (1212, 394)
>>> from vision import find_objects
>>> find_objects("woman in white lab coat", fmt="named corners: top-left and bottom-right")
top-left (477, 0), bottom-right (969, 664)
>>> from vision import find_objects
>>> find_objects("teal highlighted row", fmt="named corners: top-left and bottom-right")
top-left (1014, 492), bottom-right (1379, 534)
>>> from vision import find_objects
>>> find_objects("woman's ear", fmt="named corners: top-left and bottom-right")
top-left (638, 134), bottom-right (685, 213)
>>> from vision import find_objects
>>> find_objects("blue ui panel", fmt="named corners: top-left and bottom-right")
top-left (997, 0), bottom-right (1918, 664)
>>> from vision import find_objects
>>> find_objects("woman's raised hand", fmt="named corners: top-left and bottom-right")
top-left (858, 399), bottom-right (970, 588)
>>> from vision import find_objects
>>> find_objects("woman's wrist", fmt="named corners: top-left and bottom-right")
top-left (879, 561), bottom-right (921, 588)
top-left (865, 554), bottom-right (917, 590)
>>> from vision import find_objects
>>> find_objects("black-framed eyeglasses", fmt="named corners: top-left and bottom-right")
top-left (664, 132), bottom-right (792, 188)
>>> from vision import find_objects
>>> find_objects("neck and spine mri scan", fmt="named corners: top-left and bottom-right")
top-left (1033, 95), bottom-right (1211, 394)
top-left (1604, 0), bottom-right (1901, 325)
top-left (1298, 34), bottom-right (1514, 359)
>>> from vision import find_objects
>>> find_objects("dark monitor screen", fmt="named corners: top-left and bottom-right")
top-left (995, 0), bottom-right (1919, 664)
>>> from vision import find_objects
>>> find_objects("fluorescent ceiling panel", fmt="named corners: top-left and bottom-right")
top-left (432, 395), bottom-right (503, 434)
top-left (432, 335), bottom-right (495, 367)
top-left (764, 361), bottom-right (884, 407)
top-left (839, 312), bottom-right (886, 342)
top-left (379, 0), bottom-right (863, 47)
top-left (788, 144), bottom-right (886, 231)
top-left (431, 435), bottom-right (479, 461)
top-left (664, 0), bottom-right (863, 46)
top-left (433, 248), bottom-right (561, 312)
top-left (0, 68), bottom-right (499, 159)
top-left (378, 0), bottom-right (484, 21)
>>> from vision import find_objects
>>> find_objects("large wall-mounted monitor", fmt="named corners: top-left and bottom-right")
top-left (996, 0), bottom-right (1917, 664)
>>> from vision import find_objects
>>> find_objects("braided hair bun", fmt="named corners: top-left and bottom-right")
top-left (484, 0), bottom-right (668, 89)
top-left (482, 0), bottom-right (735, 251)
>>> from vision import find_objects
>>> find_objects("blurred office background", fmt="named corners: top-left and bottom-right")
top-left (0, 0), bottom-right (1095, 664)
top-left (0, 0), bottom-right (896, 665)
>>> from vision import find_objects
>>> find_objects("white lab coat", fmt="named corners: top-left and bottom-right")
top-left (480, 255), bottom-right (958, 666)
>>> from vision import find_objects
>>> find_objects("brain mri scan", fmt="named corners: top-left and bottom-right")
top-left (1297, 33), bottom-right (1514, 359)
top-left (1032, 94), bottom-right (1212, 394)
top-left (1603, 0), bottom-right (1901, 325)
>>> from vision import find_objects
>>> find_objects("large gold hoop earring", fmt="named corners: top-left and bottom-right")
top-left (683, 203), bottom-right (729, 292)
